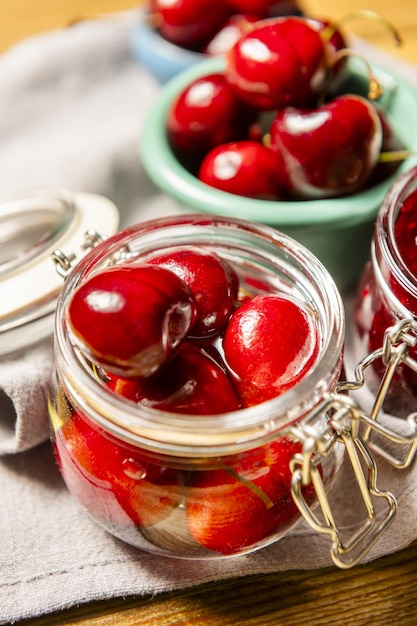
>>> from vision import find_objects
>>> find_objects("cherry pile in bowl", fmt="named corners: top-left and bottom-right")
top-left (166, 14), bottom-right (406, 201)
top-left (149, 0), bottom-right (302, 55)
top-left (56, 244), bottom-right (323, 555)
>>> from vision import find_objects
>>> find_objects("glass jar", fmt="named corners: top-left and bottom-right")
top-left (49, 214), bottom-right (396, 566)
top-left (353, 166), bottom-right (417, 418)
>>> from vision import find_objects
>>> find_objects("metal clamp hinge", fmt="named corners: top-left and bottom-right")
top-left (339, 318), bottom-right (417, 469)
top-left (52, 229), bottom-right (105, 279)
top-left (288, 394), bottom-right (397, 569)
top-left (52, 230), bottom-right (133, 279)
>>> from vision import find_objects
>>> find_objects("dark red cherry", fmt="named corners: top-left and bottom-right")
top-left (393, 186), bottom-right (417, 285)
top-left (149, 0), bottom-right (230, 50)
top-left (225, 0), bottom-right (290, 15)
top-left (56, 411), bottom-right (181, 527)
top-left (147, 246), bottom-right (238, 337)
top-left (366, 103), bottom-right (406, 187)
top-left (167, 73), bottom-right (256, 163)
top-left (198, 140), bottom-right (289, 199)
top-left (269, 94), bottom-right (383, 198)
top-left (203, 14), bottom-right (259, 56)
top-left (223, 294), bottom-right (319, 406)
top-left (186, 437), bottom-right (317, 554)
top-left (67, 264), bottom-right (197, 377)
top-left (225, 16), bottom-right (329, 110)
top-left (307, 17), bottom-right (348, 62)
top-left (107, 341), bottom-right (241, 415)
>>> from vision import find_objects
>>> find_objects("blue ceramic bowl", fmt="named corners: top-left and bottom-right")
top-left (130, 6), bottom-right (304, 85)
top-left (130, 18), bottom-right (205, 84)
top-left (140, 56), bottom-right (417, 289)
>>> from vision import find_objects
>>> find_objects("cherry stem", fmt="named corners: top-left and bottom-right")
top-left (235, 16), bottom-right (258, 34)
top-left (329, 48), bottom-right (383, 100)
top-left (92, 362), bottom-right (110, 382)
top-left (263, 133), bottom-right (272, 149)
top-left (226, 468), bottom-right (275, 509)
top-left (321, 10), bottom-right (403, 47)
top-left (379, 149), bottom-right (415, 163)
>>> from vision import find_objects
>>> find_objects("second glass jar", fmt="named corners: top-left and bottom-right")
top-left (354, 165), bottom-right (417, 418)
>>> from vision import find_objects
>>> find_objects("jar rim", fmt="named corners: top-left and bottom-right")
top-left (53, 214), bottom-right (345, 457)
top-left (374, 166), bottom-right (417, 316)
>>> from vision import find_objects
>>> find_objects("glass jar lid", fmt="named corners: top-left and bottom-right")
top-left (0, 188), bottom-right (119, 355)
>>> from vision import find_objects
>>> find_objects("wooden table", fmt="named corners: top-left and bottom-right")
top-left (16, 539), bottom-right (417, 625)
top-left (5, 1), bottom-right (417, 624)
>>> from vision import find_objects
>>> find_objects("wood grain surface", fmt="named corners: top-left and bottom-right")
top-left (4, 1), bottom-right (417, 624)
top-left (18, 540), bottom-right (417, 625)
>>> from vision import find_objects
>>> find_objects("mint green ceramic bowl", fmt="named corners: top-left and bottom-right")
top-left (140, 56), bottom-right (417, 290)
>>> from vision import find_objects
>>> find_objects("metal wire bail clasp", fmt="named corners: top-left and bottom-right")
top-left (340, 317), bottom-right (417, 469)
top-left (52, 229), bottom-right (104, 279)
top-left (288, 393), bottom-right (397, 569)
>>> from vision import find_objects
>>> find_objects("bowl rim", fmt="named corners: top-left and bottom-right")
top-left (140, 55), bottom-right (417, 227)
top-left (132, 17), bottom-right (206, 62)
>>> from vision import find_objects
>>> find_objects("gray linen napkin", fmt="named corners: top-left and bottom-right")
top-left (1, 11), bottom-right (417, 624)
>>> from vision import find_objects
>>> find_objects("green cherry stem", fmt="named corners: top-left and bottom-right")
top-left (226, 467), bottom-right (275, 509)
top-left (330, 48), bottom-right (383, 100)
top-left (316, 48), bottom-right (383, 107)
top-left (379, 149), bottom-right (415, 163)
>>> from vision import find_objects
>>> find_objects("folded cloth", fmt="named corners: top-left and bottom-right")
top-left (1, 11), bottom-right (417, 624)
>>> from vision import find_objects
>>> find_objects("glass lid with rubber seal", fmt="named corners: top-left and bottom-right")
top-left (0, 188), bottom-right (119, 356)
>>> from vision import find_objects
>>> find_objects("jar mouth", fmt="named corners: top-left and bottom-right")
top-left (54, 214), bottom-right (345, 457)
top-left (375, 166), bottom-right (417, 317)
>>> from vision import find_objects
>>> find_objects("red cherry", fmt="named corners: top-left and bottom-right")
top-left (149, 0), bottom-right (230, 50)
top-left (56, 411), bottom-right (181, 527)
top-left (366, 302), bottom-right (417, 415)
top-left (147, 246), bottom-right (238, 337)
top-left (198, 140), bottom-right (289, 199)
top-left (225, 16), bottom-right (328, 110)
top-left (203, 14), bottom-right (259, 56)
top-left (54, 415), bottom-right (129, 525)
top-left (366, 103), bottom-right (405, 187)
top-left (67, 264), bottom-right (197, 377)
top-left (108, 340), bottom-right (241, 415)
top-left (393, 186), bottom-right (417, 286)
top-left (223, 294), bottom-right (319, 406)
top-left (225, 0), bottom-right (291, 15)
top-left (269, 94), bottom-right (383, 198)
top-left (56, 409), bottom-right (113, 482)
top-left (167, 73), bottom-right (256, 164)
top-left (186, 438), bottom-right (316, 554)
top-left (307, 16), bottom-right (348, 65)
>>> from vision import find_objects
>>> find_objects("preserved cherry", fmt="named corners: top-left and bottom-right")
top-left (54, 405), bottom-right (182, 528)
top-left (223, 294), bottom-right (319, 406)
top-left (186, 438), bottom-right (317, 554)
top-left (147, 246), bottom-right (238, 337)
top-left (106, 340), bottom-right (241, 415)
top-left (66, 263), bottom-right (197, 377)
